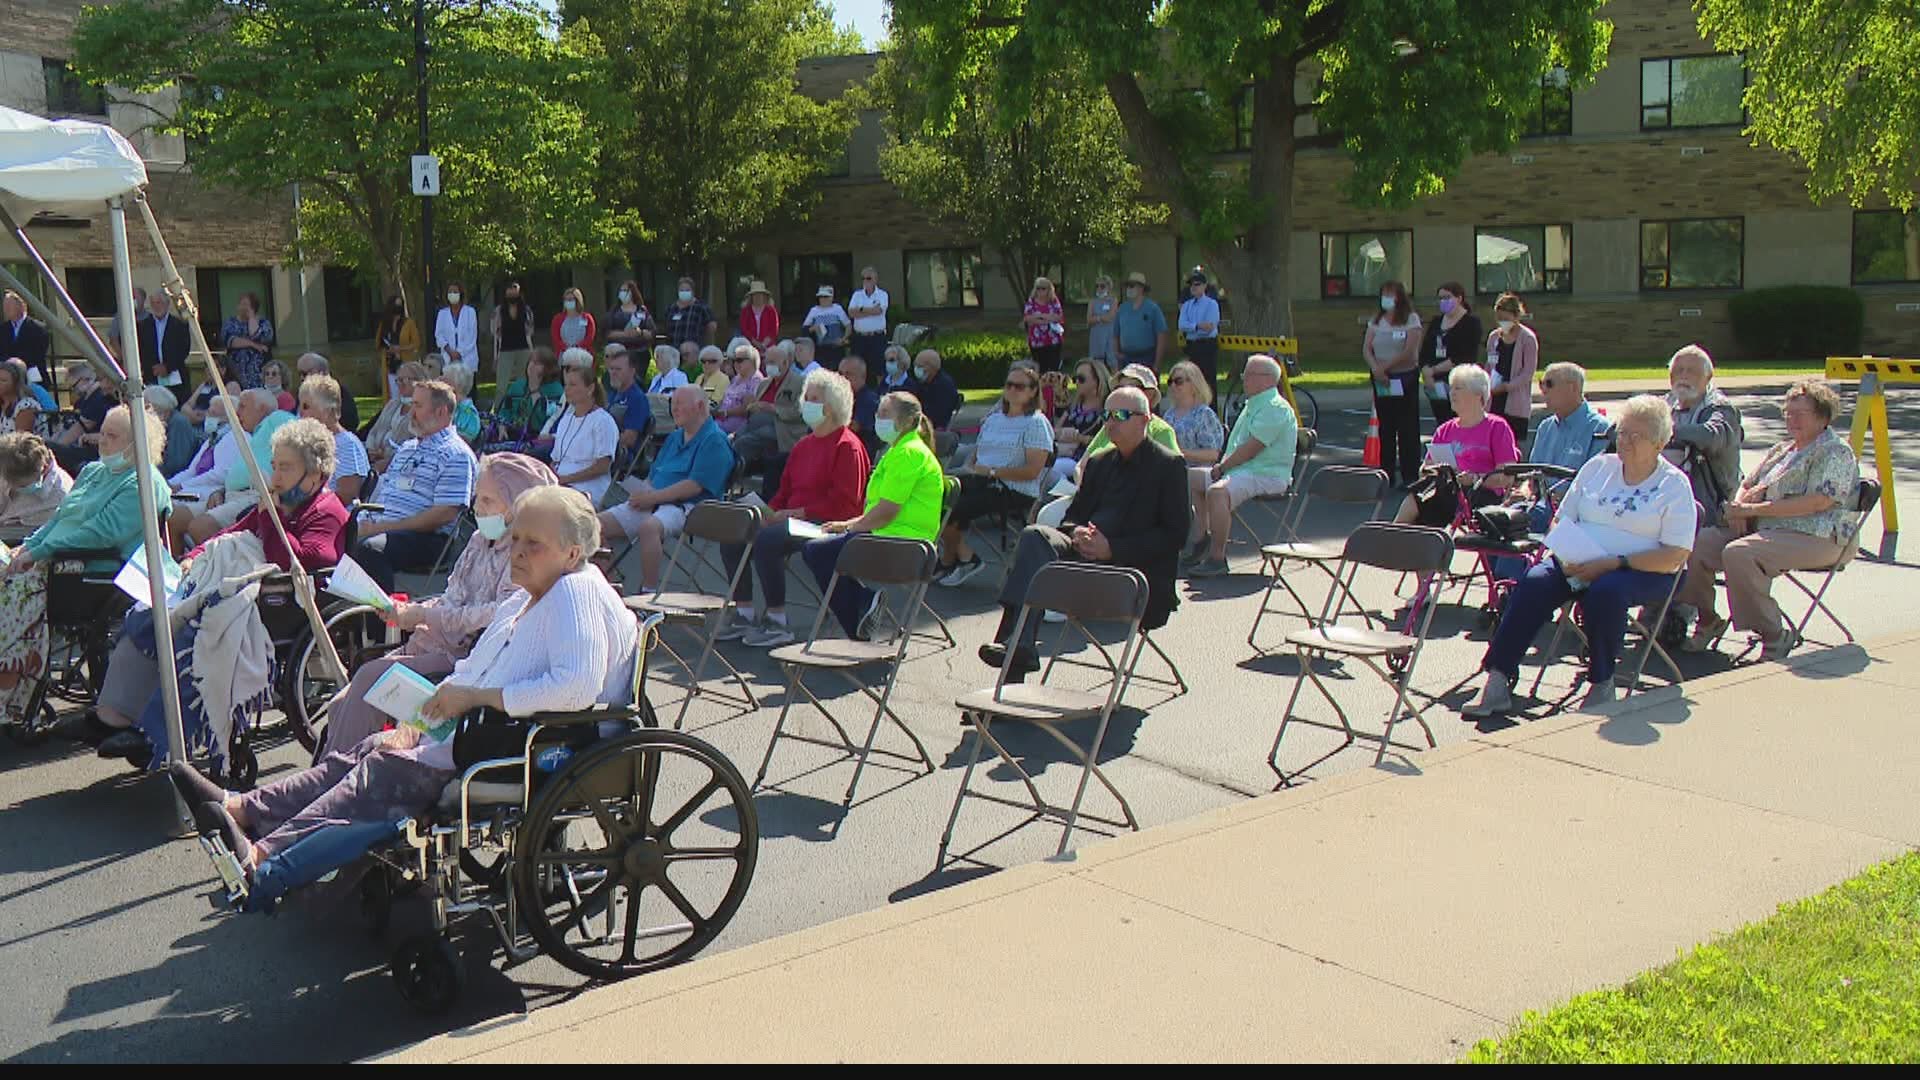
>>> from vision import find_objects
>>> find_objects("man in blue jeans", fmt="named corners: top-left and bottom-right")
top-left (350, 379), bottom-right (478, 590)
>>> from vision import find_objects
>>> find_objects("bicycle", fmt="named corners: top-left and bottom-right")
top-left (1219, 353), bottom-right (1318, 432)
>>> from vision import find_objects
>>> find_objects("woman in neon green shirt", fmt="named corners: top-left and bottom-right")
top-left (804, 391), bottom-right (945, 639)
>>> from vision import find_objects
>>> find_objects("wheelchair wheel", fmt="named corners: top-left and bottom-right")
top-left (287, 603), bottom-right (383, 753)
top-left (4, 702), bottom-right (56, 746)
top-left (224, 740), bottom-right (259, 792)
top-left (391, 934), bottom-right (463, 1015)
top-left (512, 729), bottom-right (758, 981)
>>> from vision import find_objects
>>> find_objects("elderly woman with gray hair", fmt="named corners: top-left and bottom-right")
top-left (297, 374), bottom-right (369, 502)
top-left (0, 431), bottom-right (72, 539)
top-left (1392, 363), bottom-right (1519, 527)
top-left (1465, 395), bottom-right (1697, 718)
top-left (170, 485), bottom-right (638, 882)
top-left (716, 369), bottom-right (870, 648)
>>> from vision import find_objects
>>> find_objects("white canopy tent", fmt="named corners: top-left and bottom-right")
top-left (0, 105), bottom-right (343, 795)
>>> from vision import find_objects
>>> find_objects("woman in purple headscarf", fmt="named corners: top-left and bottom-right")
top-left (317, 452), bottom-right (556, 754)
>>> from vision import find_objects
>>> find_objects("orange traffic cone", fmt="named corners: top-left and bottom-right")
top-left (1362, 402), bottom-right (1382, 468)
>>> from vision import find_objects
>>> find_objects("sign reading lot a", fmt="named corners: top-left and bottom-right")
top-left (411, 154), bottom-right (441, 197)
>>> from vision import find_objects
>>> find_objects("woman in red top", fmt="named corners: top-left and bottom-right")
top-left (184, 417), bottom-right (350, 571)
top-left (717, 368), bottom-right (869, 648)
top-left (549, 286), bottom-right (598, 356)
top-left (738, 279), bottom-right (779, 353)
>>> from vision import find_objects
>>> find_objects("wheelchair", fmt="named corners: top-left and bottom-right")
top-left (3, 547), bottom-right (135, 745)
top-left (198, 612), bottom-right (760, 1015)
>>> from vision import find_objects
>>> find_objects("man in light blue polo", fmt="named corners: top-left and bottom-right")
top-left (1177, 269), bottom-right (1222, 397)
top-left (599, 385), bottom-right (733, 590)
top-left (1113, 271), bottom-right (1168, 372)
top-left (175, 387), bottom-right (292, 548)
top-left (1488, 361), bottom-right (1617, 584)
top-left (351, 378), bottom-right (478, 590)
top-left (1185, 353), bottom-right (1297, 577)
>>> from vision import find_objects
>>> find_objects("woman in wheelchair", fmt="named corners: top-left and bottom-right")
top-left (77, 419), bottom-right (349, 760)
top-left (317, 451), bottom-right (556, 756)
top-left (0, 405), bottom-right (170, 725)
top-left (170, 485), bottom-right (637, 880)
top-left (0, 431), bottom-right (72, 539)
top-left (1394, 364), bottom-right (1519, 526)
top-left (1464, 395), bottom-right (1696, 718)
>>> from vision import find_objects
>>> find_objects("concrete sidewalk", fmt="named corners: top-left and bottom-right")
top-left (383, 632), bottom-right (1920, 1063)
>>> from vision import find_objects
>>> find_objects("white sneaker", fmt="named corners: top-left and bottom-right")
top-left (1042, 609), bottom-right (1067, 623)
top-left (855, 593), bottom-right (883, 641)
top-left (743, 622), bottom-right (795, 648)
top-left (1462, 671), bottom-right (1513, 719)
top-left (713, 611), bottom-right (758, 642)
top-left (937, 556), bottom-right (985, 587)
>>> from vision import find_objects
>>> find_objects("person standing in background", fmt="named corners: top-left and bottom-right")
top-left (492, 282), bottom-right (536, 396)
top-left (550, 287), bottom-right (597, 357)
top-left (434, 282), bottom-right (477, 374)
top-left (0, 291), bottom-right (51, 389)
top-left (846, 266), bottom-right (889, 378)
top-left (1417, 282), bottom-right (1483, 427)
top-left (139, 289), bottom-right (192, 407)
top-left (603, 279), bottom-right (654, 360)
top-left (738, 280), bottom-right (779, 354)
top-left (1363, 280), bottom-right (1423, 489)
top-left (1112, 272), bottom-right (1167, 372)
top-left (1084, 275), bottom-right (1118, 371)
top-left (1176, 270), bottom-right (1221, 399)
top-left (374, 295), bottom-right (421, 404)
top-left (1022, 277), bottom-right (1066, 374)
top-left (665, 275), bottom-right (717, 349)
top-left (1484, 292), bottom-right (1540, 442)
top-left (802, 285), bottom-right (851, 370)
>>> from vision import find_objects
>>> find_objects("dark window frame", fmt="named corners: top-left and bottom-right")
top-left (1474, 224), bottom-right (1574, 295)
top-left (1638, 216), bottom-right (1746, 292)
top-left (1318, 229), bottom-right (1415, 300)
top-left (1640, 54), bottom-right (1746, 131)
top-left (64, 267), bottom-right (118, 317)
top-left (778, 252), bottom-right (854, 318)
top-left (1850, 210), bottom-right (1920, 285)
top-left (902, 247), bottom-right (984, 311)
top-left (1521, 67), bottom-right (1573, 138)
top-left (42, 58), bottom-right (108, 118)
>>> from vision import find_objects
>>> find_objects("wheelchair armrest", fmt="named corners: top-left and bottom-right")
top-left (349, 501), bottom-right (386, 518)
top-left (525, 703), bottom-right (643, 729)
top-left (173, 492), bottom-right (201, 504)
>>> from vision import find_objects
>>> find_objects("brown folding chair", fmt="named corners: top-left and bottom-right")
top-left (1268, 523), bottom-right (1454, 787)
top-left (1248, 465), bottom-right (1390, 649)
top-left (939, 563), bottom-right (1150, 866)
top-left (624, 500), bottom-right (762, 729)
top-left (755, 535), bottom-right (940, 808)
top-left (1705, 476), bottom-right (1880, 654)
top-left (1230, 427), bottom-right (1317, 552)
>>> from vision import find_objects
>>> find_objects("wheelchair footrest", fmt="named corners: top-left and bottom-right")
top-left (198, 833), bottom-right (251, 909)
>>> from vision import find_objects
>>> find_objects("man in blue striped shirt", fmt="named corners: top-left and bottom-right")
top-left (351, 379), bottom-right (478, 590)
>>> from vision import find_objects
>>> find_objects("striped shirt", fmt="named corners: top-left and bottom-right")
top-left (331, 428), bottom-right (370, 491)
top-left (376, 425), bottom-right (477, 531)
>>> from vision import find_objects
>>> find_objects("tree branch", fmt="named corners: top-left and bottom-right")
top-left (1292, 0), bottom-right (1349, 62)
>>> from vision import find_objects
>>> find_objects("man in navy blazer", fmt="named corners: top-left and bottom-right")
top-left (138, 290), bottom-right (193, 405)
top-left (1, 291), bottom-right (51, 388)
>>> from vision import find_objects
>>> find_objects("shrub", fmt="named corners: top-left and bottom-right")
top-left (1728, 286), bottom-right (1864, 360)
top-left (925, 331), bottom-right (1031, 388)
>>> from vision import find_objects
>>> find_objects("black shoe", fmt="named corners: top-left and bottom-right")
top-left (98, 729), bottom-right (152, 761)
top-left (204, 801), bottom-right (254, 873)
top-left (977, 642), bottom-right (1041, 681)
top-left (169, 761), bottom-right (228, 821)
top-left (51, 709), bottom-right (115, 746)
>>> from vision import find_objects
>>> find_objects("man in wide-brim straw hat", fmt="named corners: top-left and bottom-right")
top-left (1114, 270), bottom-right (1168, 372)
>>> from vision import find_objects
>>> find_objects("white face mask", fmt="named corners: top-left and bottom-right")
top-left (1379, 295), bottom-right (1395, 311)
top-left (875, 417), bottom-right (900, 444)
top-left (564, 299), bottom-right (577, 312)
top-left (913, 366), bottom-right (932, 382)
top-left (764, 362), bottom-right (782, 378)
top-left (677, 289), bottom-right (693, 302)
top-left (617, 290), bottom-right (631, 304)
top-left (886, 358), bottom-right (903, 375)
top-left (475, 513), bottom-right (508, 541)
top-left (1497, 319), bottom-right (1516, 332)
top-left (800, 400), bottom-right (826, 427)
top-left (446, 292), bottom-right (461, 305)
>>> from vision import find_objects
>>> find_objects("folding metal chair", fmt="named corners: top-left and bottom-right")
top-left (933, 429), bottom-right (960, 469)
top-left (755, 535), bottom-right (940, 806)
top-left (1706, 477), bottom-right (1880, 653)
top-left (1230, 428), bottom-right (1317, 551)
top-left (1268, 523), bottom-right (1454, 787)
top-left (624, 500), bottom-right (763, 729)
top-left (1524, 567), bottom-right (1686, 711)
top-left (1248, 465), bottom-right (1390, 649)
top-left (938, 563), bottom-right (1150, 865)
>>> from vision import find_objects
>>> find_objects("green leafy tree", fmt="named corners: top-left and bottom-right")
top-left (72, 0), bottom-right (634, 318)
top-left (1697, 0), bottom-right (1919, 211)
top-left (873, 54), bottom-right (1163, 299)
top-left (563, 0), bottom-right (858, 288)
top-left (885, 0), bottom-right (1611, 335)
top-left (798, 2), bottom-right (871, 56)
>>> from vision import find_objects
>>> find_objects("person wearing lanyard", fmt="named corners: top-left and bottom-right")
top-left (1484, 292), bottom-right (1540, 442)
top-left (1417, 282), bottom-right (1483, 426)
top-left (1176, 270), bottom-right (1221, 399)
top-left (847, 266), bottom-right (890, 378)
top-left (541, 365), bottom-right (619, 505)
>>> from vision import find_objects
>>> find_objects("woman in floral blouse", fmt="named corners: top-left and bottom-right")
top-left (1021, 276), bottom-right (1066, 374)
top-left (220, 291), bottom-right (275, 389)
top-left (1678, 379), bottom-right (1860, 661)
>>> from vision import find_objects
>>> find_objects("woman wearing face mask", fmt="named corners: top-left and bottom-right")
top-left (540, 363), bottom-right (619, 505)
top-left (716, 369), bottom-right (870, 647)
top-left (0, 405), bottom-right (171, 727)
top-left (435, 282), bottom-right (477, 372)
top-left (0, 432), bottom-right (72, 537)
top-left (373, 295), bottom-right (422, 406)
top-left (880, 344), bottom-right (912, 390)
top-left (1418, 281), bottom-right (1483, 426)
top-left (716, 343), bottom-right (765, 435)
top-left (84, 419), bottom-right (350, 761)
top-left (491, 282), bottom-right (536, 394)
top-left (1485, 292), bottom-right (1540, 441)
top-left (604, 278), bottom-right (654, 358)
top-left (550, 286), bottom-right (598, 357)
top-left (222, 291), bottom-right (276, 389)
top-left (1363, 280), bottom-right (1424, 489)
top-left (310, 452), bottom-right (557, 755)
top-left (1085, 275), bottom-right (1118, 371)
top-left (260, 361), bottom-right (296, 414)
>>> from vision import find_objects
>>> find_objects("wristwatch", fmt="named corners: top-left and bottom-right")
top-left (1615, 555), bottom-right (1630, 572)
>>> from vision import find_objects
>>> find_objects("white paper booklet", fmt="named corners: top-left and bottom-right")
top-left (365, 662), bottom-right (440, 728)
top-left (1543, 521), bottom-right (1609, 566)
top-left (114, 543), bottom-right (185, 610)
top-left (323, 554), bottom-right (395, 612)
top-left (787, 518), bottom-right (827, 541)
top-left (1425, 442), bottom-right (1459, 469)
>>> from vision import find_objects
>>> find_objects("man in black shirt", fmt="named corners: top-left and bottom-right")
top-left (906, 347), bottom-right (960, 430)
top-left (980, 386), bottom-right (1190, 678)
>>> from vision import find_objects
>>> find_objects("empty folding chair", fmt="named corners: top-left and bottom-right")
top-left (1248, 465), bottom-right (1390, 648)
top-left (1268, 523), bottom-right (1454, 787)
top-left (939, 563), bottom-right (1151, 866)
top-left (933, 429), bottom-right (960, 469)
top-left (624, 500), bottom-right (763, 728)
top-left (1230, 428), bottom-right (1318, 551)
top-left (754, 535), bottom-right (940, 806)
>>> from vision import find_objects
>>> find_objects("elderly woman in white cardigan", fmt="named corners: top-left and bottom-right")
top-left (171, 485), bottom-right (637, 879)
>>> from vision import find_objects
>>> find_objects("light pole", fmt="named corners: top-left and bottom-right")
top-left (414, 0), bottom-right (433, 319)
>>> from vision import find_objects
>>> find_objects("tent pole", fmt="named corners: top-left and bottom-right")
top-left (0, 204), bottom-right (129, 385)
top-left (0, 263), bottom-right (126, 392)
top-left (131, 193), bottom-right (347, 684)
top-left (109, 196), bottom-right (189, 797)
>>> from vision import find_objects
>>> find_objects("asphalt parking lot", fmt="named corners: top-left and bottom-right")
top-left (5, 379), bottom-right (1917, 1062)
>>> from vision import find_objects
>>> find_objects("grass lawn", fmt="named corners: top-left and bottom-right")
top-left (1467, 852), bottom-right (1920, 1064)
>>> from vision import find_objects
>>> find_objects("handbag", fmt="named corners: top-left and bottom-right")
top-left (1407, 469), bottom-right (1462, 528)
top-left (1470, 504), bottom-right (1533, 544)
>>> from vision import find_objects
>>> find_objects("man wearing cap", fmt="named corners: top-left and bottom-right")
top-left (739, 279), bottom-right (779, 353)
top-left (1113, 272), bottom-right (1168, 372)
top-left (847, 266), bottom-right (890, 378)
top-left (802, 285), bottom-right (852, 369)
top-left (1178, 270), bottom-right (1222, 398)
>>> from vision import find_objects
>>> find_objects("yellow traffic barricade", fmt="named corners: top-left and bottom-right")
top-left (1825, 356), bottom-right (1917, 558)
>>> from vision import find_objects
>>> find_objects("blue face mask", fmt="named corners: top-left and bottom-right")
top-left (475, 514), bottom-right (508, 541)
top-left (99, 450), bottom-right (130, 471)
top-left (874, 418), bottom-right (900, 444)
top-left (278, 474), bottom-right (316, 510)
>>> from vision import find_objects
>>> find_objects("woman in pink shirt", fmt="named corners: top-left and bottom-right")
top-left (1394, 364), bottom-right (1518, 525)
top-left (1021, 276), bottom-right (1066, 374)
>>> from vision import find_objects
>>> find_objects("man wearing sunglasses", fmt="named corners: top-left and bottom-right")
top-left (980, 386), bottom-right (1190, 680)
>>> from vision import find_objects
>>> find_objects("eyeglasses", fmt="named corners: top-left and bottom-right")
top-left (1005, 379), bottom-right (1036, 391)
top-left (1539, 379), bottom-right (1556, 390)
top-left (1101, 409), bottom-right (1144, 423)
top-left (1169, 375), bottom-right (1188, 386)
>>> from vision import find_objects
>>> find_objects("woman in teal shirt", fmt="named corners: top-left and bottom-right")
top-left (0, 404), bottom-right (172, 723)
top-left (493, 347), bottom-right (565, 440)
top-left (803, 391), bottom-right (946, 639)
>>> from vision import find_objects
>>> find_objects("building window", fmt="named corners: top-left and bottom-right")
top-left (1476, 225), bottom-right (1572, 295)
top-left (2, 262), bottom-right (48, 307)
top-left (322, 266), bottom-right (376, 343)
top-left (42, 59), bottom-right (107, 117)
top-left (823, 142), bottom-right (851, 179)
top-left (1233, 87), bottom-right (1254, 151)
top-left (780, 252), bottom-right (852, 316)
top-left (1640, 218), bottom-right (1743, 290)
top-left (722, 258), bottom-right (760, 314)
top-left (1640, 55), bottom-right (1744, 130)
top-left (65, 267), bottom-right (118, 315)
top-left (1852, 210), bottom-right (1920, 285)
top-left (1523, 67), bottom-right (1572, 137)
top-left (1320, 230), bottom-right (1413, 300)
top-left (1061, 250), bottom-right (1125, 305)
top-left (194, 267), bottom-right (275, 342)
top-left (904, 249), bottom-right (981, 310)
